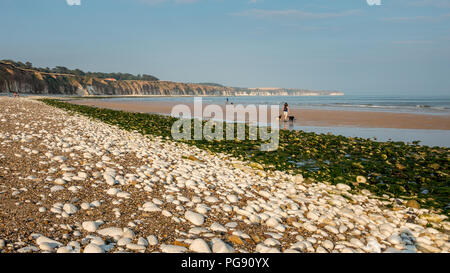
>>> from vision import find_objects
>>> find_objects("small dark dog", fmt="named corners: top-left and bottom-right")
top-left (279, 115), bottom-right (295, 121)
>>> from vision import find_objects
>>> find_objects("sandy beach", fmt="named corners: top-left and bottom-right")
top-left (1, 97), bottom-right (449, 253)
top-left (71, 99), bottom-right (450, 130)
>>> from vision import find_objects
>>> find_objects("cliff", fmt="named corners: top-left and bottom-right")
top-left (0, 62), bottom-right (343, 96)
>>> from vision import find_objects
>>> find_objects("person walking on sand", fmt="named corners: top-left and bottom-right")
top-left (283, 102), bottom-right (289, 122)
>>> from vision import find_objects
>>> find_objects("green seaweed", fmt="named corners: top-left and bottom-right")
top-left (39, 99), bottom-right (450, 216)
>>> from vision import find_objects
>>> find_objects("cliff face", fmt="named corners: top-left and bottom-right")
top-left (0, 62), bottom-right (234, 96)
top-left (0, 62), bottom-right (343, 96)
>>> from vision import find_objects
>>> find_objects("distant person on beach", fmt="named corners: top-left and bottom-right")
top-left (283, 103), bottom-right (289, 121)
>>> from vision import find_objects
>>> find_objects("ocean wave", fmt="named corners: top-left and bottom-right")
top-left (297, 103), bottom-right (450, 112)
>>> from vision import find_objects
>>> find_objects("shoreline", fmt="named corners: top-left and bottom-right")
top-left (0, 97), bottom-right (448, 253)
top-left (71, 99), bottom-right (450, 131)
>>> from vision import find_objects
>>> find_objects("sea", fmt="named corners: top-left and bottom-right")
top-left (102, 94), bottom-right (450, 148)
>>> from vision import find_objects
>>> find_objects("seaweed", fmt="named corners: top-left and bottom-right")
top-left (39, 99), bottom-right (450, 215)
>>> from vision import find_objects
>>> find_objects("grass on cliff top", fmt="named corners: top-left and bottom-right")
top-left (39, 99), bottom-right (450, 215)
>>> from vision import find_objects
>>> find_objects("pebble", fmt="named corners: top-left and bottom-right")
top-left (126, 243), bottom-right (146, 251)
top-left (137, 237), bottom-right (148, 246)
top-left (210, 222), bottom-right (227, 233)
top-left (189, 238), bottom-right (212, 253)
top-left (322, 240), bottom-right (334, 250)
top-left (84, 243), bottom-right (105, 253)
top-left (50, 186), bottom-right (65, 192)
top-left (147, 235), bottom-right (158, 246)
top-left (184, 211), bottom-right (205, 226)
top-left (211, 238), bottom-right (234, 253)
top-left (117, 238), bottom-right (132, 246)
top-left (160, 244), bottom-right (187, 253)
top-left (226, 194), bottom-right (239, 203)
top-left (63, 204), bottom-right (78, 215)
top-left (336, 183), bottom-right (351, 191)
top-left (97, 227), bottom-right (123, 237)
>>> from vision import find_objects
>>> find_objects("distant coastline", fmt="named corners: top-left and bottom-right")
top-left (0, 61), bottom-right (342, 97)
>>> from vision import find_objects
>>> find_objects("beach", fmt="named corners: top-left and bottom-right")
top-left (0, 97), bottom-right (449, 253)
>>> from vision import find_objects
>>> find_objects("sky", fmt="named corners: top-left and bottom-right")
top-left (1, 0), bottom-right (449, 95)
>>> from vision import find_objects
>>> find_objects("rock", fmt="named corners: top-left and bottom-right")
top-left (379, 223), bottom-right (395, 235)
top-left (210, 222), bottom-right (226, 233)
top-left (106, 188), bottom-right (119, 196)
top-left (84, 243), bottom-right (105, 253)
top-left (205, 196), bottom-right (219, 203)
top-left (56, 246), bottom-right (74, 253)
top-left (284, 249), bottom-right (301, 253)
top-left (387, 234), bottom-right (402, 245)
top-left (383, 247), bottom-right (402, 253)
top-left (189, 238), bottom-right (212, 253)
top-left (17, 246), bottom-right (39, 253)
top-left (226, 194), bottom-right (238, 203)
top-left (341, 247), bottom-right (355, 253)
top-left (316, 246), bottom-right (328, 253)
top-left (420, 214), bottom-right (447, 223)
top-left (39, 242), bottom-right (58, 251)
top-left (63, 204), bottom-right (78, 215)
top-left (90, 201), bottom-right (101, 207)
top-left (147, 235), bottom-right (158, 246)
top-left (264, 238), bottom-right (280, 247)
top-left (117, 238), bottom-right (132, 246)
top-left (82, 221), bottom-right (99, 232)
top-left (142, 202), bottom-right (161, 212)
top-left (406, 200), bottom-right (420, 209)
top-left (336, 183), bottom-right (351, 191)
top-left (80, 203), bottom-right (91, 210)
top-left (137, 237), bottom-right (148, 246)
top-left (54, 178), bottom-right (66, 185)
top-left (38, 207), bottom-right (47, 213)
top-left (122, 228), bottom-right (135, 239)
top-left (256, 244), bottom-right (281, 253)
top-left (117, 192), bottom-right (131, 199)
top-left (50, 186), bottom-right (64, 192)
top-left (228, 235), bottom-right (244, 245)
top-left (104, 175), bottom-right (117, 186)
top-left (293, 174), bottom-right (304, 183)
top-left (162, 210), bottom-right (172, 217)
top-left (356, 176), bottom-right (367, 183)
top-left (160, 244), bottom-right (187, 253)
top-left (306, 212), bottom-right (319, 221)
top-left (322, 240), bottom-right (334, 250)
top-left (416, 243), bottom-right (441, 253)
top-left (126, 243), bottom-right (146, 251)
top-left (303, 222), bottom-right (317, 232)
top-left (97, 227), bottom-right (123, 237)
top-left (350, 238), bottom-right (365, 248)
top-left (365, 239), bottom-right (382, 253)
top-left (324, 225), bottom-right (339, 235)
top-left (36, 236), bottom-right (62, 248)
top-left (266, 217), bottom-right (279, 228)
top-left (184, 211), bottom-right (205, 226)
top-left (211, 239), bottom-right (234, 253)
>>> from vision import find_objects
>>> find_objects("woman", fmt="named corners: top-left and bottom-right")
top-left (283, 103), bottom-right (289, 121)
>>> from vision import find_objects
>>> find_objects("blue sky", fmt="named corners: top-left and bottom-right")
top-left (1, 0), bottom-right (449, 95)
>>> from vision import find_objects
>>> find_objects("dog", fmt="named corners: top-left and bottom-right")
top-left (278, 115), bottom-right (295, 122)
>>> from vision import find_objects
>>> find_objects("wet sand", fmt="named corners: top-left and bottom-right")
top-left (71, 99), bottom-right (450, 130)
